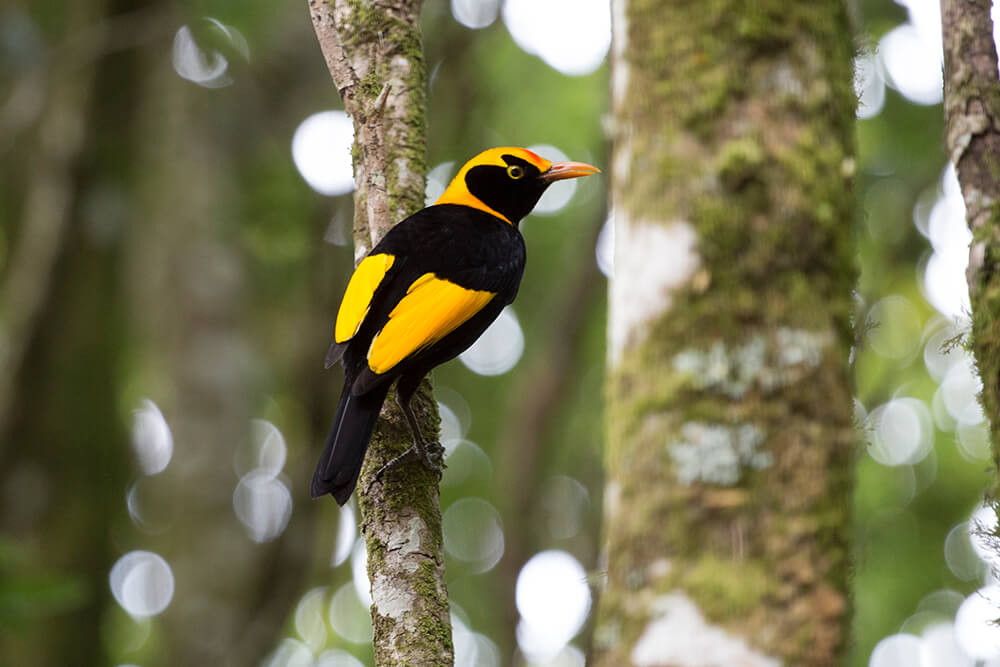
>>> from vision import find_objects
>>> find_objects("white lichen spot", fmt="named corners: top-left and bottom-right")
top-left (667, 422), bottom-right (772, 485)
top-left (672, 328), bottom-right (832, 398)
top-left (770, 59), bottom-right (806, 97)
top-left (604, 480), bottom-right (621, 518)
top-left (610, 0), bottom-right (628, 101)
top-left (775, 327), bottom-right (828, 368)
top-left (387, 514), bottom-right (426, 557)
top-left (610, 218), bottom-right (700, 365)
top-left (632, 592), bottom-right (781, 667)
top-left (648, 558), bottom-right (672, 579)
top-left (371, 572), bottom-right (415, 621)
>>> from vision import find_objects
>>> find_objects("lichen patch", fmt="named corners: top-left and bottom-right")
top-left (371, 572), bottom-right (416, 621)
top-left (610, 218), bottom-right (700, 365)
top-left (672, 328), bottom-right (832, 398)
top-left (667, 422), bottom-right (772, 485)
top-left (610, 0), bottom-right (629, 102)
top-left (631, 592), bottom-right (781, 667)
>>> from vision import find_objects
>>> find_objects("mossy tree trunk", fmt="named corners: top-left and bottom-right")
top-left (940, 2), bottom-right (1000, 500)
top-left (309, 1), bottom-right (453, 665)
top-left (594, 1), bottom-right (856, 665)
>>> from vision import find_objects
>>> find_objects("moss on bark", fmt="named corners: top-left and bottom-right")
top-left (595, 0), bottom-right (855, 664)
top-left (311, 1), bottom-right (453, 664)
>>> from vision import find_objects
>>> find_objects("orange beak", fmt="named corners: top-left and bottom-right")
top-left (540, 160), bottom-right (602, 183)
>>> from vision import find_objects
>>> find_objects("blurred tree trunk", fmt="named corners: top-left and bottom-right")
top-left (0, 1), bottom-right (128, 664)
top-left (593, 1), bottom-right (856, 665)
top-left (940, 2), bottom-right (1000, 500)
top-left (309, 1), bottom-right (454, 664)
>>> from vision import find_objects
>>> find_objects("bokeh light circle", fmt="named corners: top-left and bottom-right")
top-left (956, 586), bottom-right (1000, 660)
top-left (459, 306), bottom-right (524, 376)
top-left (328, 582), bottom-right (373, 644)
top-left (527, 144), bottom-right (577, 215)
top-left (854, 52), bottom-right (885, 119)
top-left (866, 397), bottom-right (933, 466)
top-left (595, 216), bottom-right (614, 277)
top-left (502, 0), bottom-right (611, 76)
top-left (315, 649), bottom-right (365, 667)
top-left (865, 295), bottom-right (922, 360)
top-left (921, 622), bottom-right (974, 667)
top-left (332, 504), bottom-right (357, 567)
top-left (945, 522), bottom-right (986, 581)
top-left (516, 550), bottom-right (591, 661)
top-left (351, 537), bottom-right (372, 607)
top-left (263, 638), bottom-right (313, 667)
top-left (424, 161), bottom-right (455, 206)
top-left (294, 587), bottom-right (328, 653)
top-left (172, 24), bottom-right (231, 88)
top-left (869, 633), bottom-right (922, 667)
top-left (442, 497), bottom-right (505, 572)
top-left (292, 111), bottom-right (355, 196)
top-left (131, 399), bottom-right (173, 475)
top-left (541, 476), bottom-right (590, 540)
top-left (968, 505), bottom-right (1000, 568)
top-left (109, 550), bottom-right (175, 617)
top-left (233, 469), bottom-right (293, 542)
top-left (940, 357), bottom-right (985, 426)
top-left (878, 23), bottom-right (943, 105)
top-left (451, 0), bottom-right (500, 29)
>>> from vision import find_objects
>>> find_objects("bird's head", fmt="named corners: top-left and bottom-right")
top-left (435, 146), bottom-right (600, 225)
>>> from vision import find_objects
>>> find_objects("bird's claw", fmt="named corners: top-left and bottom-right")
top-left (372, 440), bottom-right (446, 485)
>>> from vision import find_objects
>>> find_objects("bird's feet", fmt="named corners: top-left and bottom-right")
top-left (373, 439), bottom-right (446, 484)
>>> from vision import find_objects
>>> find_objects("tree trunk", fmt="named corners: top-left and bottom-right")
top-left (940, 1), bottom-right (1000, 495)
top-left (594, 1), bottom-right (856, 665)
top-left (309, 1), bottom-right (454, 664)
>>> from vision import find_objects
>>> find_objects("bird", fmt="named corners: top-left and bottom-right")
top-left (311, 146), bottom-right (600, 504)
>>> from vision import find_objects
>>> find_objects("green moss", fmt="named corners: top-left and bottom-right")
top-left (358, 70), bottom-right (382, 100)
top-left (716, 138), bottom-right (765, 191)
top-left (682, 556), bottom-right (773, 617)
top-left (970, 206), bottom-right (1000, 475)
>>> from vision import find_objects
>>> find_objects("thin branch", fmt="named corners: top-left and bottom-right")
top-left (309, 1), bottom-right (452, 664)
top-left (941, 0), bottom-right (1000, 286)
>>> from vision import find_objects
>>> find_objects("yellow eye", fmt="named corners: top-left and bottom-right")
top-left (507, 164), bottom-right (525, 180)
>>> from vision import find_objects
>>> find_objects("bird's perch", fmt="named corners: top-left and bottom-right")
top-left (308, 0), bottom-right (454, 664)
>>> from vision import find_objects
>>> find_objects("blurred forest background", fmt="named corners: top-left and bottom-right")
top-left (1, 0), bottom-right (999, 666)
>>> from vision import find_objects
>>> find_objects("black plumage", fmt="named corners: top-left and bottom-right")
top-left (311, 147), bottom-right (598, 504)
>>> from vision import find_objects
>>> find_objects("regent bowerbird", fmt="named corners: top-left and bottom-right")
top-left (311, 147), bottom-right (600, 505)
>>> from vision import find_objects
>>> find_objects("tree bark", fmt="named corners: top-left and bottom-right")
top-left (594, 1), bottom-right (856, 665)
top-left (309, 2), bottom-right (454, 665)
top-left (940, 1), bottom-right (1000, 490)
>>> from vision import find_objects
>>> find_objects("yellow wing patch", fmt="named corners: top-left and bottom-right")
top-left (334, 253), bottom-right (395, 344)
top-left (367, 273), bottom-right (495, 374)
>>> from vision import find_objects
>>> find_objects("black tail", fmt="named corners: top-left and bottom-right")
top-left (311, 381), bottom-right (390, 504)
